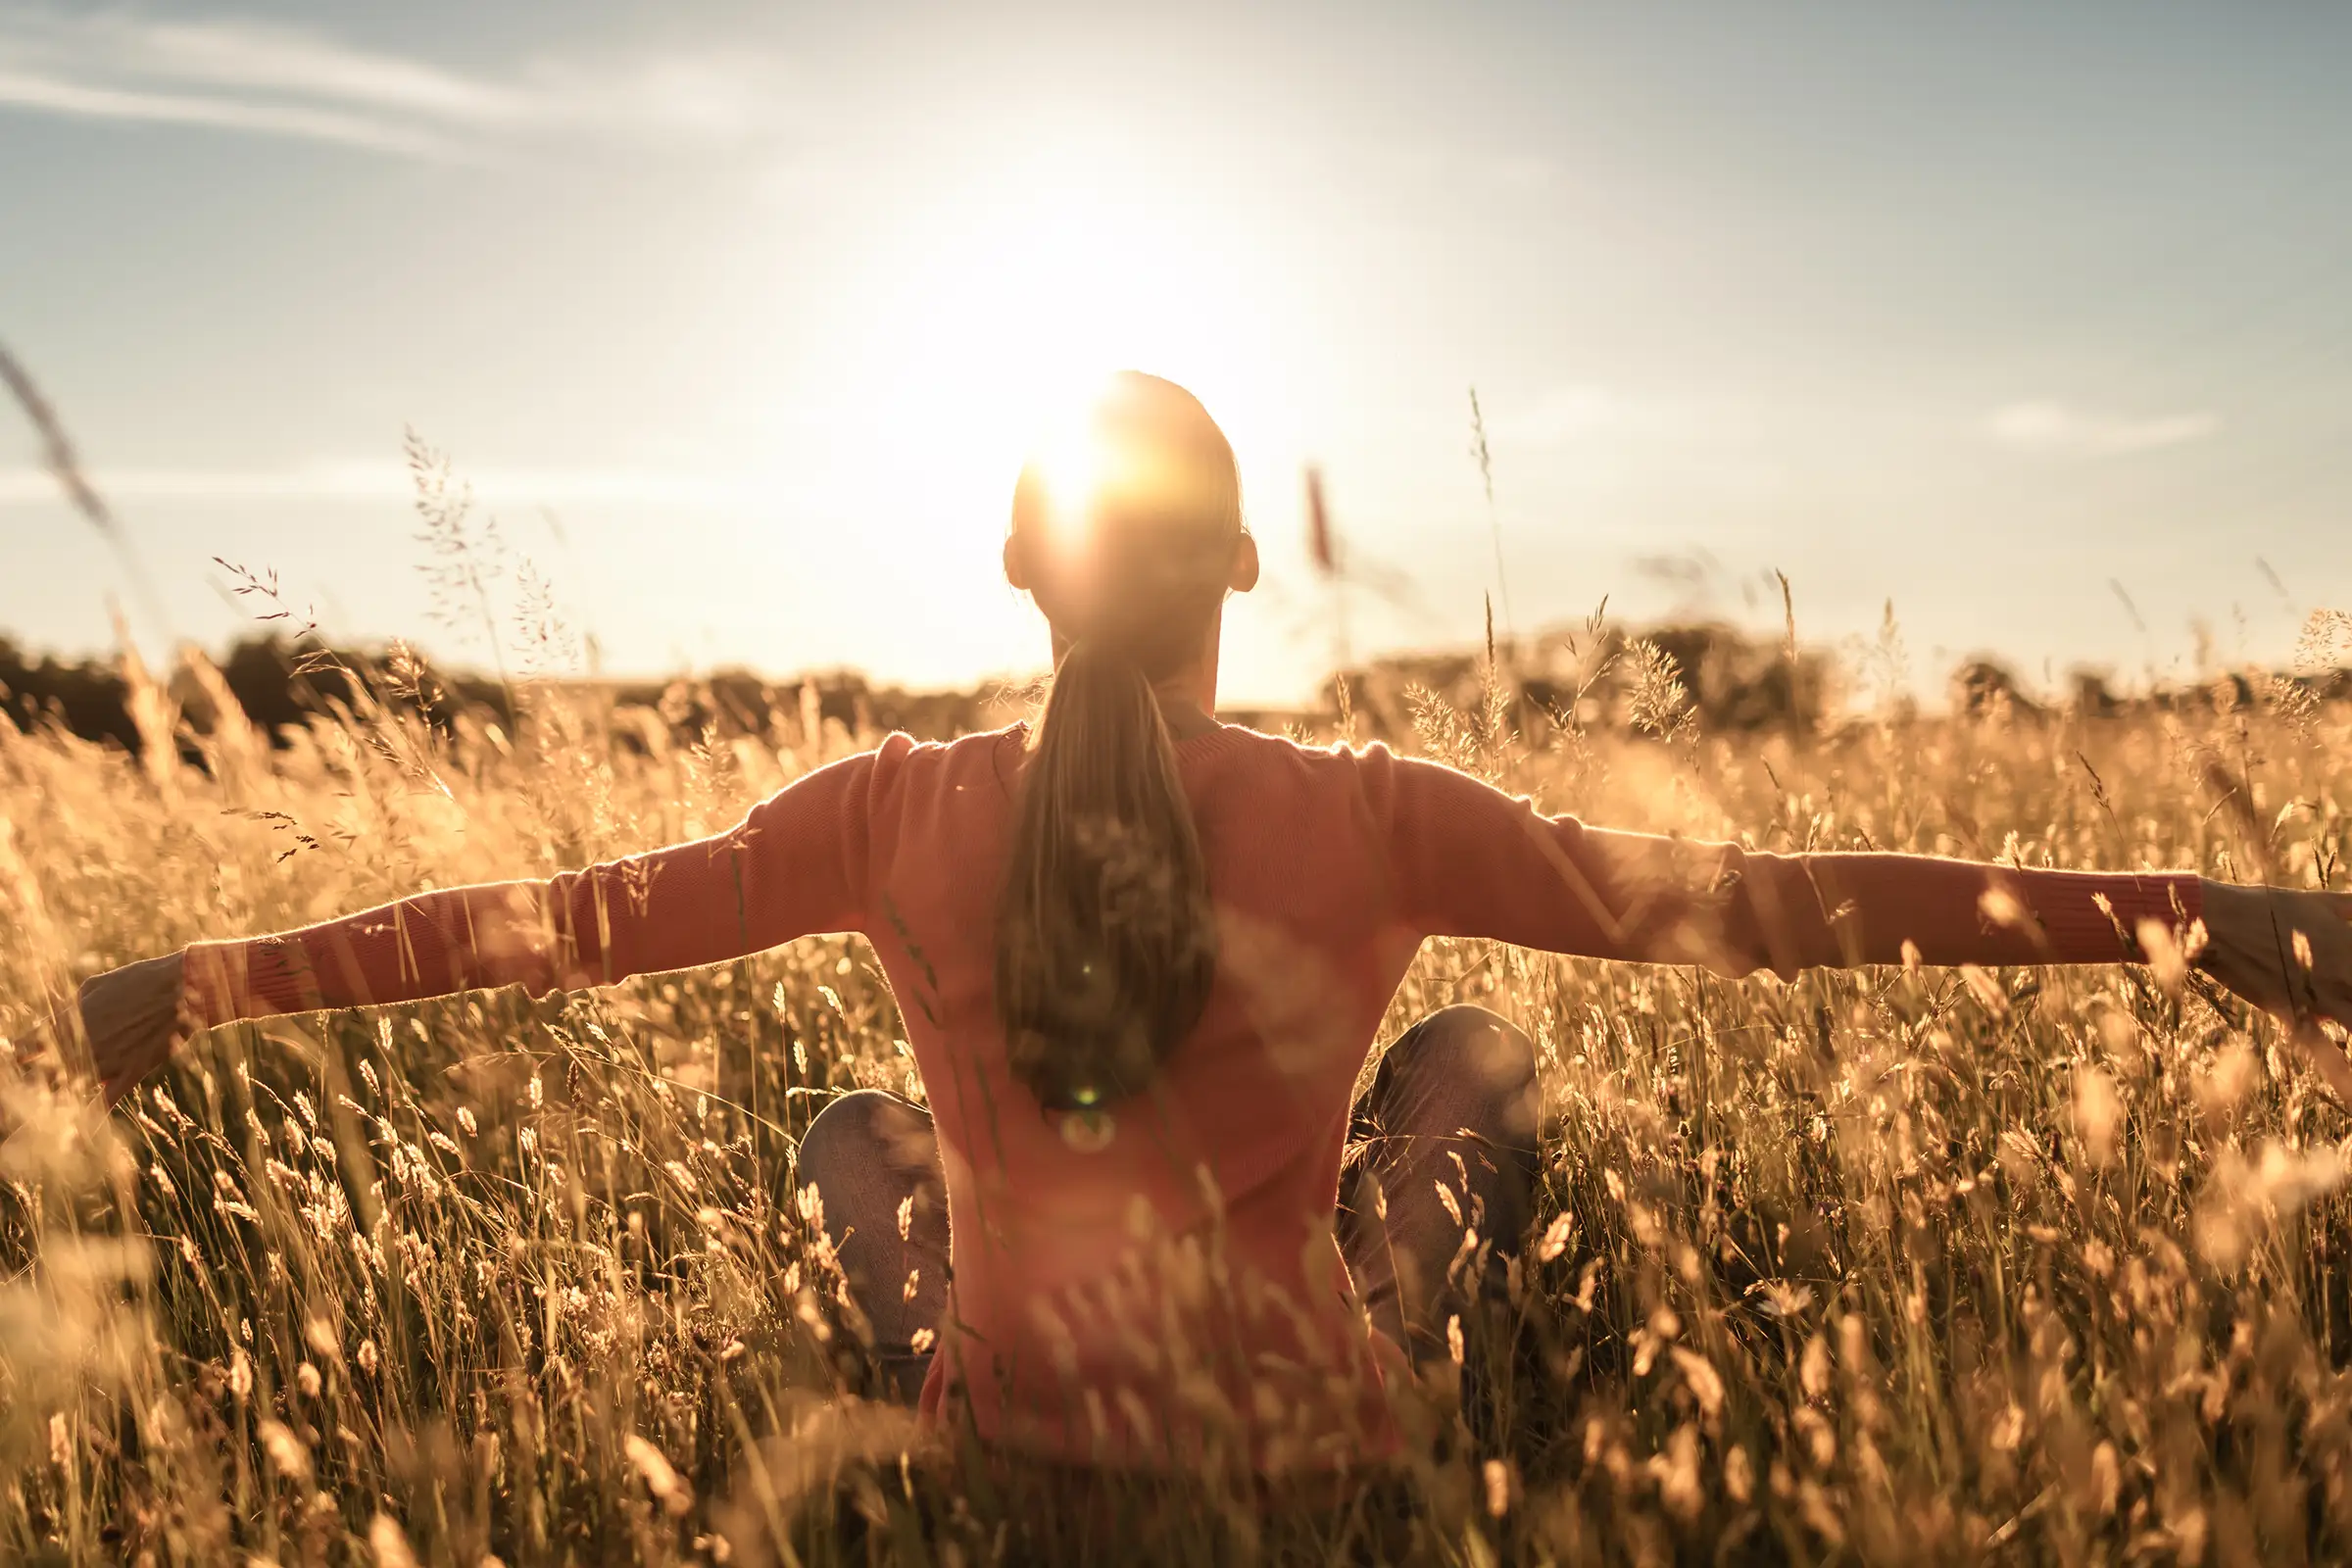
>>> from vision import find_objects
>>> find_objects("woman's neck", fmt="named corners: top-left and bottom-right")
top-left (1152, 631), bottom-right (1222, 739)
top-left (1049, 612), bottom-right (1224, 738)
top-left (1153, 688), bottom-right (1220, 740)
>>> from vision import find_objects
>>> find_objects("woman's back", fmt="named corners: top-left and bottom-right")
top-left (826, 720), bottom-right (1749, 1463)
top-left (862, 723), bottom-right (1416, 1465)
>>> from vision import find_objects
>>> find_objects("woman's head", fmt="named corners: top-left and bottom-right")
top-left (1003, 370), bottom-right (1257, 679)
top-left (995, 372), bottom-right (1252, 1113)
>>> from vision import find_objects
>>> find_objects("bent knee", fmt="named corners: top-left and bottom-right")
top-left (1392, 1004), bottom-right (1540, 1133)
top-left (796, 1089), bottom-right (939, 1190)
top-left (1420, 1004), bottom-right (1536, 1080)
top-left (798, 1089), bottom-right (901, 1178)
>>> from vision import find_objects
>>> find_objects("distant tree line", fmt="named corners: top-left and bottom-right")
top-left (1, 623), bottom-right (2346, 760)
top-left (0, 633), bottom-right (1013, 757)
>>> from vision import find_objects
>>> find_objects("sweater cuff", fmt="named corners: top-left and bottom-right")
top-left (180, 938), bottom-right (321, 1028)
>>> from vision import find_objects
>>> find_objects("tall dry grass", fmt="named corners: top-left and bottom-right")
top-left (2, 610), bottom-right (2350, 1566)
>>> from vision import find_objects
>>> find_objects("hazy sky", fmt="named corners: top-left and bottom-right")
top-left (4, 1), bottom-right (2349, 703)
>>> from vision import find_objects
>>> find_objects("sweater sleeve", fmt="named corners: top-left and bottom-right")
top-left (1363, 747), bottom-right (2200, 975)
top-left (179, 735), bottom-right (913, 1027)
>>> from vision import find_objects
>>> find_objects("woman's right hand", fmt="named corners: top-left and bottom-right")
top-left (64, 951), bottom-right (196, 1107)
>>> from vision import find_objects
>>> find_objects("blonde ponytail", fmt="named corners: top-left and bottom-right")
top-left (995, 638), bottom-right (1215, 1110)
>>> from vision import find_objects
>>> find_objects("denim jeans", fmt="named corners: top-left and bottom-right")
top-left (794, 1004), bottom-right (1541, 1399)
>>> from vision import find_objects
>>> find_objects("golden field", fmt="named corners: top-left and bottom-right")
top-left (3, 617), bottom-right (2351, 1567)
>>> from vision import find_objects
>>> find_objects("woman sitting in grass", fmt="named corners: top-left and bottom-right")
top-left (62, 371), bottom-right (2352, 1471)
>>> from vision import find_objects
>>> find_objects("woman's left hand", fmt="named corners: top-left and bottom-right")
top-left (2196, 881), bottom-right (2352, 1083)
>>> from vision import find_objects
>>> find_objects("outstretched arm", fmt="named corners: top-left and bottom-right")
top-left (1366, 749), bottom-right (2352, 1051)
top-left (64, 737), bottom-right (913, 1103)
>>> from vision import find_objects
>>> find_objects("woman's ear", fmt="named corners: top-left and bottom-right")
top-left (1229, 532), bottom-right (1260, 594)
top-left (1003, 532), bottom-right (1031, 592)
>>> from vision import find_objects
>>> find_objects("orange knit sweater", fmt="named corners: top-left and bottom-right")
top-left (181, 724), bottom-right (2198, 1467)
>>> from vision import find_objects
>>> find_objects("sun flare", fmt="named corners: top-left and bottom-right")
top-left (817, 148), bottom-right (1290, 525)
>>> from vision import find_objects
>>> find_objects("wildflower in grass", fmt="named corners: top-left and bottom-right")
top-left (368, 1513), bottom-right (418, 1568)
top-left (2074, 1065), bottom-right (2123, 1166)
top-left (623, 1433), bottom-right (692, 1516)
top-left (257, 1419), bottom-right (311, 1482)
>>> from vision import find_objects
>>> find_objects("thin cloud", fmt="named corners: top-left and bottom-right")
top-left (1985, 401), bottom-right (2220, 456)
top-left (0, 461), bottom-right (751, 510)
top-left (0, 5), bottom-right (794, 158)
top-left (0, 67), bottom-right (454, 156)
top-left (96, 15), bottom-right (529, 122)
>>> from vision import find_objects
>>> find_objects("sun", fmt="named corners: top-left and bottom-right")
top-left (816, 146), bottom-right (1288, 522)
